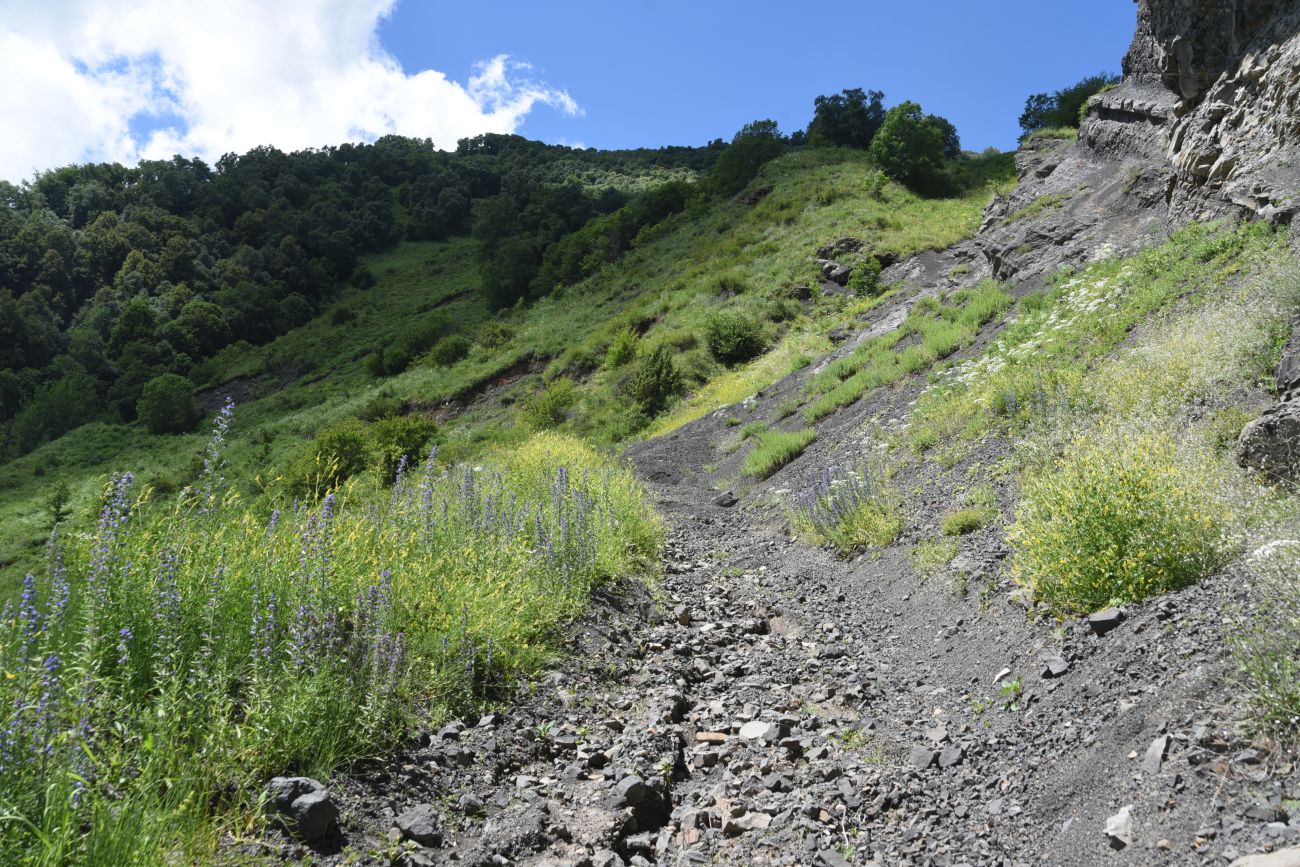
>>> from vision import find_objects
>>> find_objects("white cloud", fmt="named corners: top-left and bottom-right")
top-left (0, 0), bottom-right (579, 183)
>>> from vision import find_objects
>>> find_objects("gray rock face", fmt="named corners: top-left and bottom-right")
top-left (1084, 0), bottom-right (1300, 225)
top-left (265, 776), bottom-right (339, 842)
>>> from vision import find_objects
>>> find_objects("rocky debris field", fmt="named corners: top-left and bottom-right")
top-left (228, 481), bottom-right (1300, 866)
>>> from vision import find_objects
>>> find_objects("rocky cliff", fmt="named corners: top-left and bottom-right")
top-left (1084, 0), bottom-right (1300, 231)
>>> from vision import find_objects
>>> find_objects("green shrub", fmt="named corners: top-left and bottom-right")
top-left (704, 310), bottom-right (767, 365)
top-left (136, 373), bottom-right (200, 434)
top-left (1008, 424), bottom-right (1237, 614)
top-left (356, 393), bottom-right (404, 422)
top-left (848, 257), bottom-right (883, 297)
top-left (744, 427), bottom-right (816, 479)
top-left (476, 320), bottom-right (516, 349)
top-left (868, 101), bottom-right (949, 194)
top-left (427, 334), bottom-right (471, 367)
top-left (371, 414), bottom-right (438, 483)
top-left (603, 327), bottom-right (640, 369)
top-left (525, 377), bottom-right (578, 429)
top-left (627, 344), bottom-right (682, 415)
top-left (292, 418), bottom-right (373, 496)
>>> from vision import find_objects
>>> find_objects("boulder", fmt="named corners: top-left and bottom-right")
top-left (1237, 401), bottom-right (1300, 482)
top-left (395, 803), bottom-right (444, 847)
top-left (265, 776), bottom-right (339, 843)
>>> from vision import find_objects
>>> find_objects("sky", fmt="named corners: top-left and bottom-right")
top-left (0, 1), bottom-right (1136, 184)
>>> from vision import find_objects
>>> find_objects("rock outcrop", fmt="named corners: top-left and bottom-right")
top-left (1083, 0), bottom-right (1300, 226)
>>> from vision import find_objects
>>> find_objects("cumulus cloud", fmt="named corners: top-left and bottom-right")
top-left (0, 0), bottom-right (579, 182)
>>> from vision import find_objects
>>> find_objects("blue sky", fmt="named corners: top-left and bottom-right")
top-left (0, 1), bottom-right (1135, 182)
top-left (378, 1), bottom-right (1136, 152)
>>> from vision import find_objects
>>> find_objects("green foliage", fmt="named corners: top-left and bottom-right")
top-left (292, 418), bottom-right (373, 496)
top-left (704, 310), bottom-right (767, 365)
top-left (136, 373), bottom-right (200, 435)
top-left (603, 327), bottom-right (640, 369)
top-left (627, 344), bottom-right (682, 415)
top-left (370, 414), bottom-right (438, 483)
top-left (356, 392), bottom-right (405, 422)
top-left (0, 427), bottom-right (660, 863)
top-left (1019, 72), bottom-right (1120, 135)
top-left (427, 334), bottom-right (471, 367)
top-left (525, 377), bottom-right (579, 429)
top-left (1008, 424), bottom-right (1237, 614)
top-left (910, 537), bottom-right (959, 576)
top-left (743, 427), bottom-right (816, 479)
top-left (847, 257), bottom-right (883, 297)
top-left (807, 88), bottom-right (886, 149)
top-left (868, 101), bottom-right (950, 194)
top-left (941, 487), bottom-right (998, 535)
top-left (709, 120), bottom-right (788, 196)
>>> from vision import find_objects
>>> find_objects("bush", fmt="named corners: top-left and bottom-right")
top-left (704, 310), bottom-right (767, 365)
top-left (292, 418), bottom-right (373, 496)
top-left (790, 455), bottom-right (899, 555)
top-left (476, 320), bottom-right (516, 349)
top-left (848, 257), bottom-right (883, 297)
top-left (371, 414), bottom-right (438, 483)
top-left (136, 373), bottom-right (200, 434)
top-left (744, 427), bottom-right (816, 479)
top-left (603, 327), bottom-right (640, 369)
top-left (868, 101), bottom-right (949, 194)
top-left (627, 344), bottom-right (682, 415)
top-left (356, 392), bottom-right (405, 422)
top-left (1008, 424), bottom-right (1237, 614)
top-left (427, 334), bottom-right (471, 367)
top-left (524, 378), bottom-right (578, 429)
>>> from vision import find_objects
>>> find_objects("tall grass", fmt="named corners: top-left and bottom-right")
top-left (0, 406), bottom-right (660, 864)
top-left (743, 428), bottom-right (817, 479)
top-left (789, 454), bottom-right (900, 556)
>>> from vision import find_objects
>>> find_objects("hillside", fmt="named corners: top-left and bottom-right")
top-left (4, 1), bottom-right (1300, 865)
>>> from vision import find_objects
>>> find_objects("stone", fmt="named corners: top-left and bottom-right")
top-left (1228, 846), bottom-right (1300, 867)
top-left (1141, 734), bottom-right (1170, 774)
top-left (395, 803), bottom-right (443, 847)
top-left (459, 793), bottom-right (485, 816)
top-left (1088, 607), bottom-right (1123, 636)
top-left (1244, 799), bottom-right (1287, 822)
top-left (264, 777), bottom-right (339, 843)
top-left (1237, 402), bottom-right (1300, 482)
top-left (739, 720), bottom-right (772, 740)
top-left (675, 604), bottom-right (692, 626)
top-left (909, 746), bottom-right (937, 769)
top-left (786, 283), bottom-right (813, 301)
top-left (1105, 805), bottom-right (1134, 850)
top-left (722, 811), bottom-right (772, 835)
top-left (938, 745), bottom-right (964, 768)
top-left (1039, 653), bottom-right (1070, 678)
top-left (817, 850), bottom-right (853, 867)
top-left (711, 491), bottom-right (739, 508)
top-left (827, 264), bottom-right (852, 286)
top-left (994, 667), bottom-right (1013, 683)
top-left (695, 731), bottom-right (727, 744)
top-left (615, 774), bottom-right (646, 806)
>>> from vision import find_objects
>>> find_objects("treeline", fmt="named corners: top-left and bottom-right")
top-left (0, 135), bottom-right (714, 455)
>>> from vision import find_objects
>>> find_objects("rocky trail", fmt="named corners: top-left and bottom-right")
top-left (237, 465), bottom-right (1300, 866)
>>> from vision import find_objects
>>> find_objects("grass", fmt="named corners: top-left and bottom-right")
top-left (789, 455), bottom-right (901, 556)
top-left (1004, 192), bottom-right (1072, 224)
top-left (941, 485), bottom-right (999, 536)
top-left (909, 537), bottom-right (958, 576)
top-left (744, 428), bottom-right (817, 479)
top-left (801, 281), bottom-right (1011, 424)
top-left (1236, 540), bottom-right (1300, 739)
top-left (2, 149), bottom-right (1015, 598)
top-left (1008, 422), bottom-right (1241, 614)
top-left (1023, 127), bottom-right (1079, 143)
top-left (0, 417), bottom-right (660, 864)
